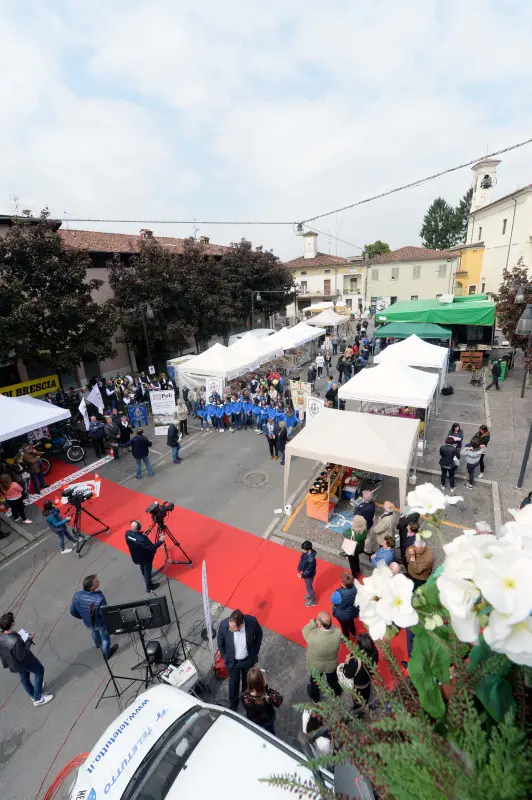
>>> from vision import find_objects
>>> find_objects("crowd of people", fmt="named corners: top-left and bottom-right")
top-left (439, 422), bottom-right (491, 490)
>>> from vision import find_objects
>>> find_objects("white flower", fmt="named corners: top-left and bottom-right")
top-left (376, 574), bottom-right (419, 630)
top-left (445, 494), bottom-right (464, 505)
top-left (360, 605), bottom-right (388, 641)
top-left (499, 520), bottom-right (532, 551)
top-left (436, 572), bottom-right (481, 643)
top-left (483, 610), bottom-right (532, 668)
top-left (407, 483), bottom-right (446, 515)
top-left (474, 551), bottom-right (532, 623)
top-left (508, 504), bottom-right (532, 530)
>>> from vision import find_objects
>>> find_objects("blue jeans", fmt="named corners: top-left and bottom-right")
top-left (279, 448), bottom-right (285, 465)
top-left (55, 526), bottom-right (77, 552)
top-left (171, 444), bottom-right (181, 462)
top-left (19, 652), bottom-right (44, 701)
top-left (232, 412), bottom-right (242, 430)
top-left (467, 463), bottom-right (477, 485)
top-left (304, 576), bottom-right (316, 603)
top-left (136, 455), bottom-right (153, 478)
top-left (91, 626), bottom-right (112, 659)
top-left (140, 562), bottom-right (154, 591)
top-left (192, 401), bottom-right (199, 417)
top-left (30, 469), bottom-right (46, 493)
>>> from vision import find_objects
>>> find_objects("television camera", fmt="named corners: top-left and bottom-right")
top-left (62, 485), bottom-right (93, 507)
top-left (61, 484), bottom-right (109, 557)
top-left (144, 499), bottom-right (191, 567)
top-left (146, 500), bottom-right (175, 524)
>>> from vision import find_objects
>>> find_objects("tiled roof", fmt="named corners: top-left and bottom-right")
top-left (284, 252), bottom-right (349, 269)
top-left (367, 246), bottom-right (459, 265)
top-left (59, 229), bottom-right (228, 256)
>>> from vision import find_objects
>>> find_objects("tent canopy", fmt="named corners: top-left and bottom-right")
top-left (283, 321), bottom-right (325, 347)
top-left (375, 296), bottom-right (495, 326)
top-left (374, 334), bottom-right (448, 370)
top-left (284, 407), bottom-right (419, 508)
top-left (374, 322), bottom-right (452, 339)
top-left (0, 394), bottom-right (71, 442)
top-left (338, 362), bottom-right (438, 409)
top-left (306, 308), bottom-right (350, 327)
top-left (228, 332), bottom-right (282, 366)
top-left (178, 342), bottom-right (248, 380)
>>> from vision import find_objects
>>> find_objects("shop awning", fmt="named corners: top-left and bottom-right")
top-left (375, 296), bottom-right (495, 326)
top-left (374, 322), bottom-right (452, 339)
top-left (283, 407), bottom-right (419, 509)
top-left (338, 362), bottom-right (438, 409)
top-left (0, 395), bottom-right (71, 442)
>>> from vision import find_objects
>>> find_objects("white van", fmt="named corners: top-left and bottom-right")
top-left (228, 328), bottom-right (276, 347)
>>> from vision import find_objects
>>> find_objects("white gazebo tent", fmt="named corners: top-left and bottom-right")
top-left (0, 395), bottom-right (71, 442)
top-left (306, 308), bottom-right (350, 327)
top-left (230, 331), bottom-right (283, 365)
top-left (284, 321), bottom-right (326, 347)
top-left (283, 407), bottom-right (419, 510)
top-left (177, 342), bottom-right (249, 386)
top-left (373, 334), bottom-right (448, 391)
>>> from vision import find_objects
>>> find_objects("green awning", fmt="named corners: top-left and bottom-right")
top-left (375, 296), bottom-right (495, 326)
top-left (374, 322), bottom-right (452, 339)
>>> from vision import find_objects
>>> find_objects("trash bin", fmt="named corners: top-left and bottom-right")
top-left (500, 361), bottom-right (508, 382)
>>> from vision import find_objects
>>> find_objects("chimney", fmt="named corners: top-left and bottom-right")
top-left (470, 159), bottom-right (501, 212)
top-left (140, 228), bottom-right (153, 238)
top-left (199, 235), bottom-right (210, 244)
top-left (302, 231), bottom-right (318, 259)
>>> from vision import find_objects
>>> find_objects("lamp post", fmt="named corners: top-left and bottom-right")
top-left (513, 284), bottom-right (532, 399)
top-left (139, 302), bottom-right (155, 369)
top-left (250, 288), bottom-right (294, 329)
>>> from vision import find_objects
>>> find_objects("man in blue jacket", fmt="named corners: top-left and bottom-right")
top-left (70, 574), bottom-right (117, 659)
top-left (125, 520), bottom-right (164, 592)
top-left (131, 428), bottom-right (154, 479)
top-left (297, 540), bottom-right (317, 607)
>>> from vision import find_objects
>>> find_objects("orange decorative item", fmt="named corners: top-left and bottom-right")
top-left (213, 650), bottom-right (228, 679)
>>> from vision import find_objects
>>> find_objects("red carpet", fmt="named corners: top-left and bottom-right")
top-left (46, 473), bottom-right (406, 686)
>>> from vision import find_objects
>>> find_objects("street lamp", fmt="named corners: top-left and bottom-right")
top-left (139, 302), bottom-right (154, 369)
top-left (250, 288), bottom-right (294, 329)
top-left (513, 284), bottom-right (532, 399)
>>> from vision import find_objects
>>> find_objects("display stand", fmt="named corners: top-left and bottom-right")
top-left (306, 464), bottom-right (344, 522)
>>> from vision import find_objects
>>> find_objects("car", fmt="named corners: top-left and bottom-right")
top-left (228, 328), bottom-right (276, 346)
top-left (68, 684), bottom-right (333, 800)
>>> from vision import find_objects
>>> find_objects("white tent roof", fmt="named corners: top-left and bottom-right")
top-left (230, 332), bottom-right (283, 364)
top-left (338, 362), bottom-right (438, 409)
top-left (283, 407), bottom-right (419, 508)
top-left (307, 308), bottom-right (350, 326)
top-left (178, 342), bottom-right (246, 380)
top-left (284, 321), bottom-right (326, 347)
top-left (373, 334), bottom-right (448, 369)
top-left (0, 395), bottom-right (71, 442)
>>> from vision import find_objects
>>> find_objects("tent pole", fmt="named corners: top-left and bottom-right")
top-left (283, 453), bottom-right (292, 513)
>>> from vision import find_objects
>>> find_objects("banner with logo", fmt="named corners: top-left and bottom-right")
top-left (0, 374), bottom-right (60, 398)
top-left (149, 390), bottom-right (175, 425)
top-left (289, 380), bottom-right (312, 417)
top-left (202, 560), bottom-right (216, 665)
top-left (127, 402), bottom-right (149, 429)
top-left (205, 377), bottom-right (225, 398)
top-left (305, 395), bottom-right (325, 423)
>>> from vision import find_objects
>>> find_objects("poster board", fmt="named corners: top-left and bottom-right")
top-left (205, 377), bottom-right (225, 398)
top-left (149, 390), bottom-right (175, 425)
top-left (290, 380), bottom-right (312, 417)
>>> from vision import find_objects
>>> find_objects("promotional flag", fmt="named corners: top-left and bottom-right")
top-left (87, 383), bottom-right (104, 414)
top-left (78, 398), bottom-right (90, 431)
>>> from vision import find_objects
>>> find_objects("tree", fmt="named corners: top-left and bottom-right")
top-left (362, 240), bottom-right (391, 259)
top-left (454, 187), bottom-right (473, 244)
top-left (0, 211), bottom-right (115, 372)
top-left (420, 197), bottom-right (457, 249)
top-left (489, 258), bottom-right (531, 347)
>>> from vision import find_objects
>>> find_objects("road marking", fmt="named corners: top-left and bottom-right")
top-left (282, 495), bottom-right (306, 532)
top-left (432, 419), bottom-right (481, 426)
top-left (440, 401), bottom-right (483, 407)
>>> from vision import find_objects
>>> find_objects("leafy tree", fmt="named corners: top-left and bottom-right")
top-left (420, 197), bottom-right (457, 249)
top-left (363, 240), bottom-right (391, 259)
top-left (489, 258), bottom-right (531, 347)
top-left (0, 211), bottom-right (115, 372)
top-left (454, 187), bottom-right (473, 244)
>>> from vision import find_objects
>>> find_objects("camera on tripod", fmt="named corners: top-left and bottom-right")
top-left (62, 485), bottom-right (93, 507)
top-left (146, 500), bottom-right (175, 524)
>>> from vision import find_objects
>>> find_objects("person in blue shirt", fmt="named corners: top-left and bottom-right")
top-left (214, 401), bottom-right (225, 432)
top-left (370, 535), bottom-right (396, 569)
top-left (230, 393), bottom-right (243, 431)
top-left (242, 393), bottom-right (254, 430)
top-left (206, 398), bottom-right (216, 429)
top-left (42, 499), bottom-right (77, 553)
top-left (297, 540), bottom-right (317, 607)
top-left (197, 399), bottom-right (208, 431)
top-left (70, 574), bottom-right (118, 659)
top-left (223, 396), bottom-right (233, 430)
top-left (260, 400), bottom-right (270, 431)
top-left (252, 398), bottom-right (262, 433)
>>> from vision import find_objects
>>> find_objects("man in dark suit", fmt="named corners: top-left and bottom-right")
top-left (356, 489), bottom-right (376, 530)
top-left (217, 609), bottom-right (263, 711)
top-left (125, 520), bottom-right (164, 592)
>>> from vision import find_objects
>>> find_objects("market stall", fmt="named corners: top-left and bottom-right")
top-left (306, 308), bottom-right (350, 328)
top-left (283, 407), bottom-right (419, 514)
top-left (0, 394), bottom-right (71, 442)
top-left (373, 334), bottom-right (449, 393)
top-left (373, 322), bottom-right (452, 341)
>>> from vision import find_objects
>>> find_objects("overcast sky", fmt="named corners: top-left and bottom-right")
top-left (2, 0), bottom-right (532, 260)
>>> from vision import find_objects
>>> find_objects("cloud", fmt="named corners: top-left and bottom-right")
top-left (2, 0), bottom-right (532, 258)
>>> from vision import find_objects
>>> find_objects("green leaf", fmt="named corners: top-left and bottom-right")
top-left (474, 673), bottom-right (515, 723)
top-left (408, 630), bottom-right (450, 719)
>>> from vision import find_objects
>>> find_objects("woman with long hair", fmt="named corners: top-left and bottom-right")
top-left (241, 667), bottom-right (283, 735)
top-left (337, 632), bottom-right (379, 710)
top-left (0, 473), bottom-right (31, 523)
top-left (476, 424), bottom-right (490, 477)
top-left (447, 422), bottom-right (464, 454)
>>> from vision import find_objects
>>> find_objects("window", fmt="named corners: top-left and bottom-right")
top-left (481, 282), bottom-right (486, 293)
top-left (391, 267), bottom-right (399, 280)
top-left (412, 265), bottom-right (421, 280)
top-left (371, 268), bottom-right (379, 281)
top-left (345, 298), bottom-right (352, 308)
top-left (300, 270), bottom-right (307, 276)
top-left (478, 226), bottom-right (482, 240)
top-left (411, 295), bottom-right (418, 301)
top-left (324, 279), bottom-right (331, 295)
top-left (468, 285), bottom-right (477, 295)
top-left (324, 269), bottom-right (331, 273)
top-left (502, 218), bottom-right (507, 235)
top-left (438, 264), bottom-right (447, 278)
top-left (300, 280), bottom-right (307, 293)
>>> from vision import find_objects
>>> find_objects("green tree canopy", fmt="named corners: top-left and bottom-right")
top-left (363, 240), bottom-right (391, 259)
top-left (420, 197), bottom-right (457, 249)
top-left (0, 211), bottom-right (115, 371)
top-left (454, 187), bottom-right (473, 244)
top-left (489, 258), bottom-right (531, 347)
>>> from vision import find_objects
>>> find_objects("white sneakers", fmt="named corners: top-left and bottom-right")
top-left (61, 548), bottom-right (73, 554)
top-left (479, 473), bottom-right (484, 478)
top-left (33, 694), bottom-right (54, 707)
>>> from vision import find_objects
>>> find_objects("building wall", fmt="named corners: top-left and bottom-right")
top-left (455, 247), bottom-right (484, 295)
top-left (365, 258), bottom-right (458, 303)
top-left (87, 266), bottom-right (133, 378)
top-left (466, 191), bottom-right (532, 292)
top-left (288, 264), bottom-right (365, 315)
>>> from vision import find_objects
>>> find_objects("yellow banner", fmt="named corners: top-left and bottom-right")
top-left (0, 374), bottom-right (60, 398)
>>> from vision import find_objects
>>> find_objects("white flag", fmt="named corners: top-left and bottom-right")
top-left (87, 383), bottom-right (104, 414)
top-left (78, 398), bottom-right (90, 431)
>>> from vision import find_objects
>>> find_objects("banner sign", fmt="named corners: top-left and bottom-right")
top-left (23, 456), bottom-right (112, 507)
top-left (0, 374), bottom-right (60, 398)
top-left (206, 378), bottom-right (225, 398)
top-left (60, 479), bottom-right (101, 505)
top-left (202, 560), bottom-right (216, 665)
top-left (127, 402), bottom-right (149, 429)
top-left (306, 395), bottom-right (325, 422)
top-left (149, 390), bottom-right (175, 425)
top-left (289, 380), bottom-right (312, 416)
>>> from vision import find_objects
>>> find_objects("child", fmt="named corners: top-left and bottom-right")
top-left (243, 393), bottom-right (254, 430)
top-left (42, 499), bottom-right (77, 553)
top-left (231, 393), bottom-right (243, 432)
top-left (214, 400), bottom-right (225, 433)
top-left (252, 398), bottom-right (262, 433)
top-left (197, 398), bottom-right (208, 431)
top-left (297, 539), bottom-right (317, 607)
top-left (224, 396), bottom-right (233, 431)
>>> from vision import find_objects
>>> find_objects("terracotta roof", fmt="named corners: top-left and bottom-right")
top-left (59, 228), bottom-right (228, 256)
top-left (367, 246), bottom-right (459, 265)
top-left (284, 252), bottom-right (349, 269)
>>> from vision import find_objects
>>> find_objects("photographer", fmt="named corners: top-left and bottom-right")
top-left (125, 520), bottom-right (164, 593)
top-left (42, 499), bottom-right (77, 553)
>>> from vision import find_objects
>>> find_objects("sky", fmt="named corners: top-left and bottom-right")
top-left (1, 0), bottom-right (532, 261)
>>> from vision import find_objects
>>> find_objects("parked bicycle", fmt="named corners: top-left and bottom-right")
top-left (29, 432), bottom-right (85, 473)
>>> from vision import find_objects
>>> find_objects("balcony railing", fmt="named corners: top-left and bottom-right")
top-left (343, 288), bottom-right (360, 295)
top-left (297, 290), bottom-right (336, 298)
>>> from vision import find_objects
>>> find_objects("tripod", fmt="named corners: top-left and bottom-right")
top-left (145, 517), bottom-right (192, 567)
top-left (96, 609), bottom-right (155, 708)
top-left (70, 502), bottom-right (110, 558)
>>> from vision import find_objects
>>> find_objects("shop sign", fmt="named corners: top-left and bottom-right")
top-left (0, 374), bottom-right (60, 398)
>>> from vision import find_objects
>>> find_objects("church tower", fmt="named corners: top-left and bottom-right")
top-left (470, 158), bottom-right (501, 212)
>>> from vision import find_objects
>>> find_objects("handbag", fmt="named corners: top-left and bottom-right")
top-left (453, 455), bottom-right (460, 467)
top-left (341, 530), bottom-right (357, 556)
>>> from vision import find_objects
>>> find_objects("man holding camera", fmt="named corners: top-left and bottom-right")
top-left (125, 520), bottom-right (164, 593)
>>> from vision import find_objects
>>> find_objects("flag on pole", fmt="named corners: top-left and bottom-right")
top-left (78, 398), bottom-right (90, 431)
top-left (87, 383), bottom-right (104, 414)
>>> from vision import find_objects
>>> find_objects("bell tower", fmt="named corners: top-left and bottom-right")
top-left (470, 159), bottom-right (501, 212)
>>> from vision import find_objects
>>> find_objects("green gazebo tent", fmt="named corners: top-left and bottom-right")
top-left (373, 322), bottom-right (452, 339)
